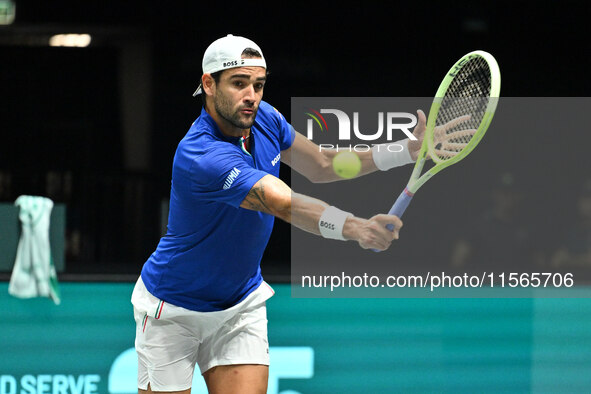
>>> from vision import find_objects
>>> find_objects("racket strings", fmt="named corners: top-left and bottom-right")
top-left (434, 57), bottom-right (492, 161)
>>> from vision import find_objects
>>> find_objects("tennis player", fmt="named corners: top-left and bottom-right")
top-left (131, 34), bottom-right (426, 394)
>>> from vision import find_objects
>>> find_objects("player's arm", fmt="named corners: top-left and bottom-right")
top-left (279, 133), bottom-right (378, 183)
top-left (280, 110), bottom-right (426, 183)
top-left (240, 174), bottom-right (402, 250)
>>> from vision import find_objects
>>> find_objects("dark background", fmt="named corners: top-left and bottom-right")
top-left (0, 1), bottom-right (589, 279)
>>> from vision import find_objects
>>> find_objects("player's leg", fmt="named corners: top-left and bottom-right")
top-left (198, 300), bottom-right (271, 394)
top-left (203, 364), bottom-right (268, 394)
top-left (132, 278), bottom-right (200, 393)
top-left (134, 309), bottom-right (199, 392)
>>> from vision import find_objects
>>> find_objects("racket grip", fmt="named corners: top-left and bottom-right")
top-left (386, 188), bottom-right (414, 227)
top-left (373, 188), bottom-right (414, 252)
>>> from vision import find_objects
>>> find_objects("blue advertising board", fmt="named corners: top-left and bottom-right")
top-left (2, 282), bottom-right (591, 393)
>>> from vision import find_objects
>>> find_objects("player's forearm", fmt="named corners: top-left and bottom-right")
top-left (239, 175), bottom-right (329, 232)
top-left (286, 124), bottom-right (418, 183)
top-left (239, 175), bottom-right (355, 238)
top-left (241, 176), bottom-right (401, 250)
top-left (310, 149), bottom-right (379, 183)
top-left (290, 193), bottom-right (369, 242)
top-left (291, 194), bottom-right (401, 249)
top-left (289, 192), bottom-right (328, 235)
top-left (283, 133), bottom-right (378, 183)
top-left (308, 141), bottom-right (415, 183)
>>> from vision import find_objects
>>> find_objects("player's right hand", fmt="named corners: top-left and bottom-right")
top-left (345, 214), bottom-right (403, 251)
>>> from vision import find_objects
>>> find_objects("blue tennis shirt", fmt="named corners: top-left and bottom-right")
top-left (141, 101), bottom-right (294, 312)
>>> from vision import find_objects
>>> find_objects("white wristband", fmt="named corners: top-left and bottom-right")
top-left (318, 206), bottom-right (353, 241)
top-left (371, 139), bottom-right (414, 171)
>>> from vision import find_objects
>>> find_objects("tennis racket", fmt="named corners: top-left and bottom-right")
top-left (376, 50), bottom-right (501, 248)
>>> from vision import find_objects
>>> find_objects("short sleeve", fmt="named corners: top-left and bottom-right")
top-left (269, 105), bottom-right (296, 151)
top-left (190, 146), bottom-right (268, 208)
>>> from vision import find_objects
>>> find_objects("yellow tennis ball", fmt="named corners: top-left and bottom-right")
top-left (332, 151), bottom-right (362, 179)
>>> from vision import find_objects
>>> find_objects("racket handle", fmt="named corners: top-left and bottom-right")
top-left (373, 188), bottom-right (414, 252)
top-left (386, 188), bottom-right (414, 228)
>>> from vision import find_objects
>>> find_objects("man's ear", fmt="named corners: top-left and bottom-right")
top-left (202, 73), bottom-right (215, 96)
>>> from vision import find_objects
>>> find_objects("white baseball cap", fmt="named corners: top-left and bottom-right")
top-left (193, 34), bottom-right (266, 96)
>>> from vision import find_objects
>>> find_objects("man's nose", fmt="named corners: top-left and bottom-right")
top-left (243, 84), bottom-right (255, 102)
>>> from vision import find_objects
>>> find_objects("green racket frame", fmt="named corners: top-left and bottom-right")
top-left (407, 50), bottom-right (501, 195)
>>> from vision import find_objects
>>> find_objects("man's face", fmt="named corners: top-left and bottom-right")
top-left (211, 66), bottom-right (266, 130)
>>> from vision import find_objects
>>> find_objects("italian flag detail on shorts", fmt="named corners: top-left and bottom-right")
top-left (155, 300), bottom-right (164, 319)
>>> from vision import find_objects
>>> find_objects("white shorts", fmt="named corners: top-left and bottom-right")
top-left (131, 276), bottom-right (274, 392)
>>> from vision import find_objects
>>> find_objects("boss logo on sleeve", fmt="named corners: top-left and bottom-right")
top-left (271, 153), bottom-right (281, 166)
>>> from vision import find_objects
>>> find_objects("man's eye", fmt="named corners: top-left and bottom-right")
top-left (255, 83), bottom-right (264, 90)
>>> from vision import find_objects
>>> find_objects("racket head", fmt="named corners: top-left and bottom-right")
top-left (427, 50), bottom-right (501, 165)
top-left (407, 50), bottom-right (501, 193)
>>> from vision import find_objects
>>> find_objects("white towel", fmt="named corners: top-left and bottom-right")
top-left (8, 195), bottom-right (61, 305)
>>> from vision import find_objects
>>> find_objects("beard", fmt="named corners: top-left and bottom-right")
top-left (213, 91), bottom-right (258, 130)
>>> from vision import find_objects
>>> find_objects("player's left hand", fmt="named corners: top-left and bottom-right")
top-left (432, 115), bottom-right (476, 159)
top-left (407, 109), bottom-right (426, 161)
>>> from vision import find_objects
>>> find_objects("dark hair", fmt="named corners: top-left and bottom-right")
top-left (241, 47), bottom-right (262, 58)
top-left (197, 71), bottom-right (222, 107)
top-left (199, 48), bottom-right (266, 107)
